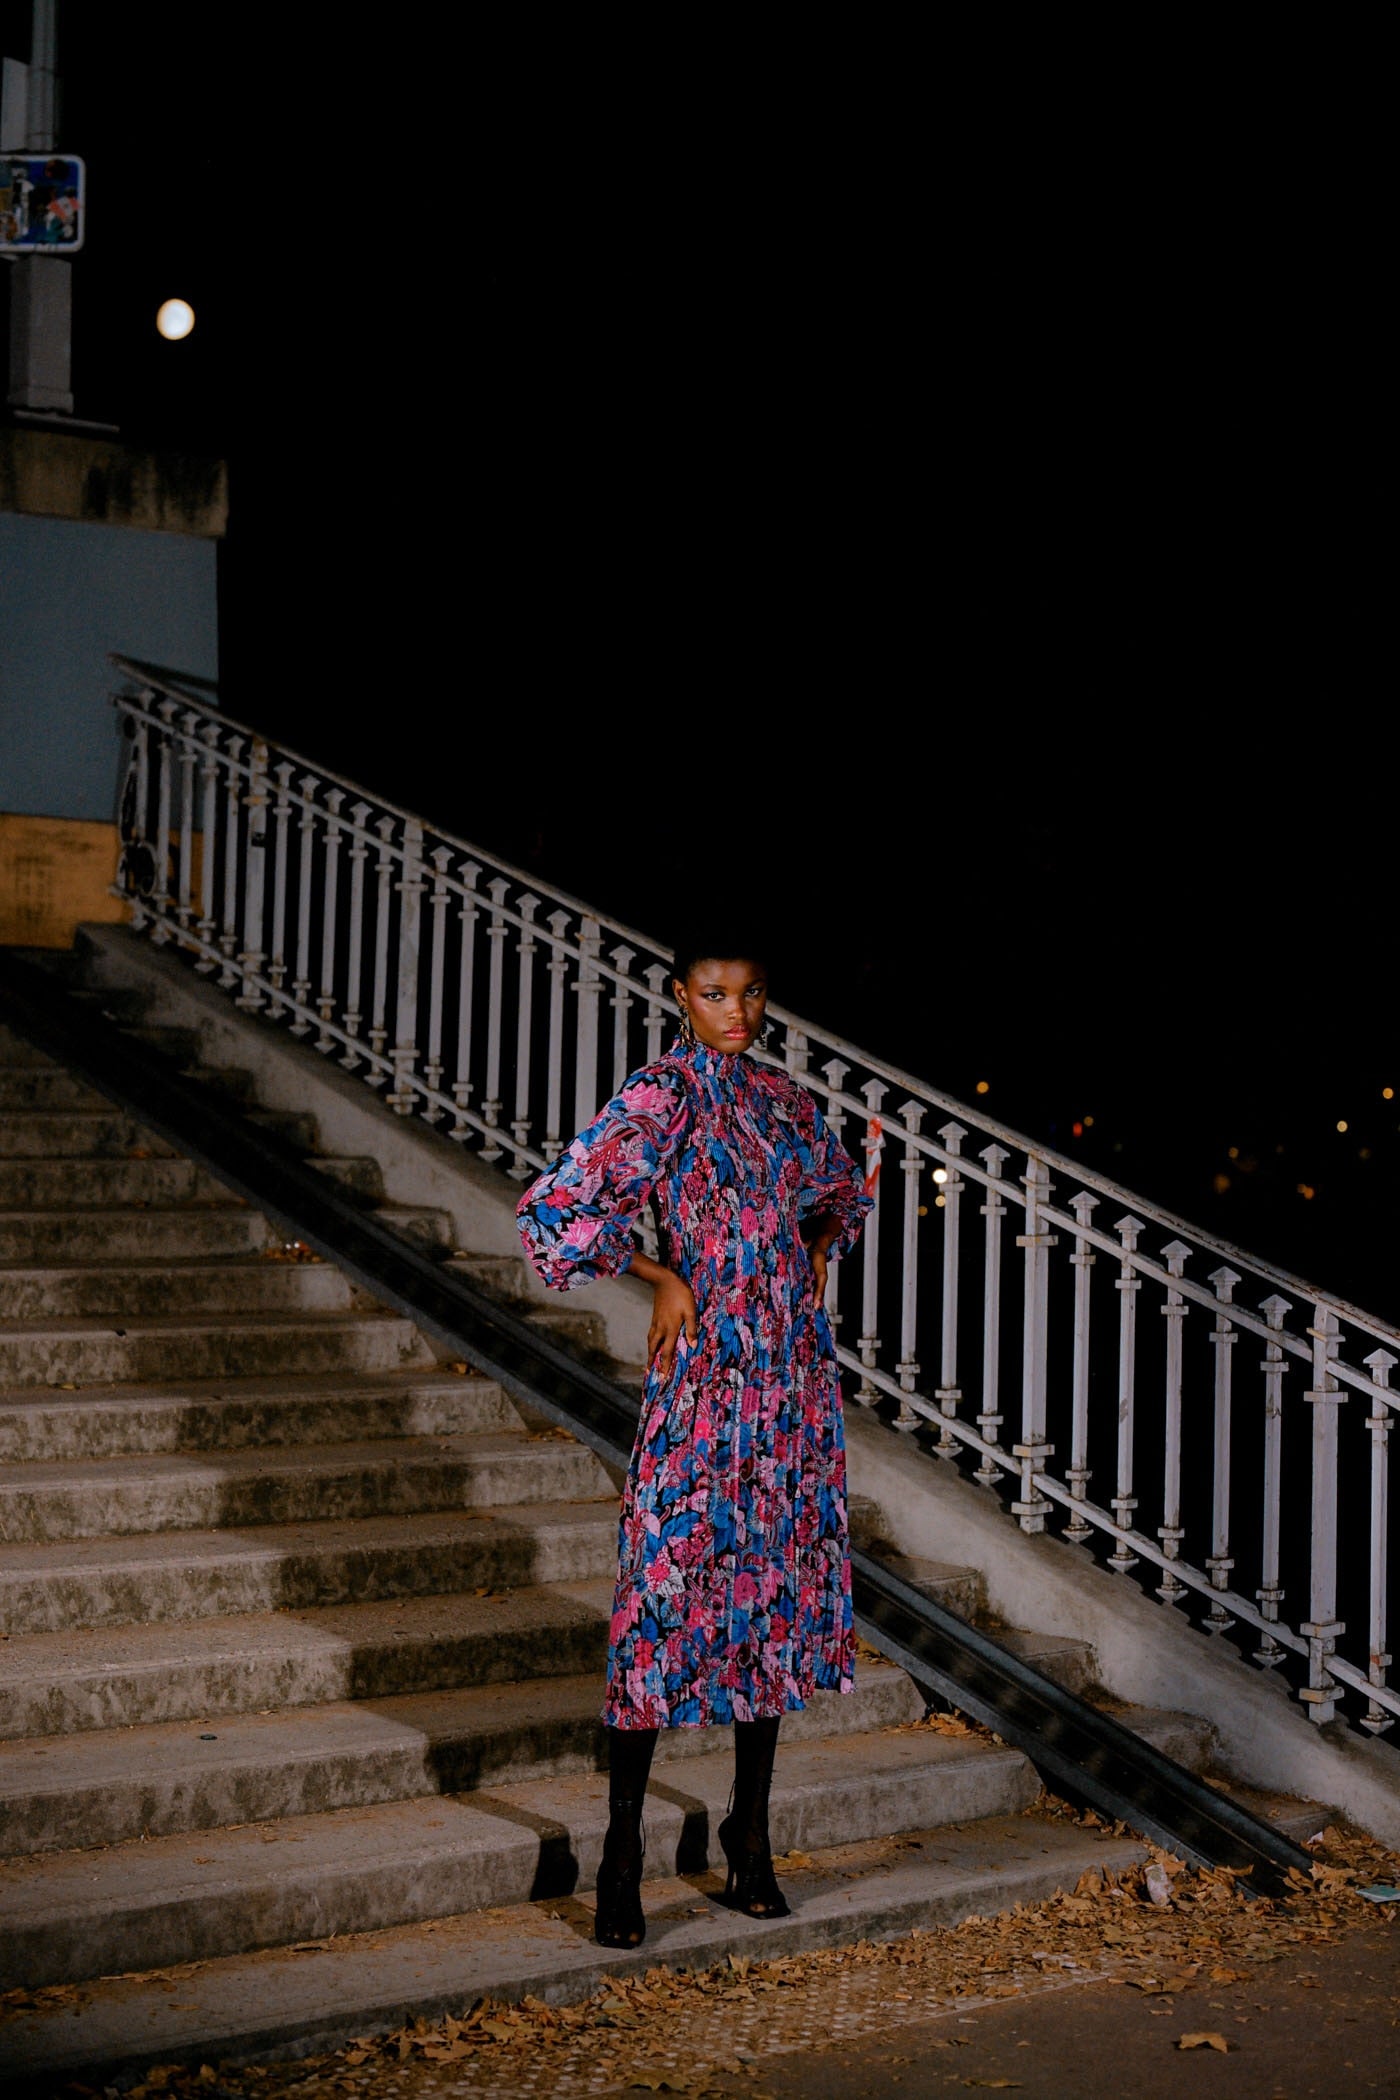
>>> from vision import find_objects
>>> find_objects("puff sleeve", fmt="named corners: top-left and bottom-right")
top-left (794, 1096), bottom-right (874, 1262)
top-left (516, 1066), bottom-right (691, 1290)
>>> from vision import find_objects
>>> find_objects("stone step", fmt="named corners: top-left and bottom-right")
top-left (0, 1307), bottom-right (434, 1392)
top-left (0, 1426), bottom-right (611, 1540)
top-left (368, 1202), bottom-right (456, 1252)
top-left (0, 1497), bottom-right (620, 1634)
top-left (308, 1154), bottom-right (385, 1199)
top-left (0, 1366), bottom-right (517, 1461)
top-left (994, 1626), bottom-right (1097, 1697)
top-left (0, 1577), bottom-right (618, 1740)
top-left (446, 1252), bottom-right (533, 1302)
top-left (0, 1024), bottom-right (57, 1067)
top-left (0, 1710), bottom-right (1022, 1983)
top-left (0, 1814), bottom-right (1150, 2085)
top-left (120, 1022), bottom-right (203, 1063)
top-left (0, 1155), bottom-right (235, 1208)
top-left (246, 1107), bottom-right (321, 1150)
top-left (0, 1203), bottom-right (275, 1265)
top-left (857, 1541), bottom-right (987, 1623)
top-left (182, 1062), bottom-right (257, 1102)
top-left (0, 1654), bottom-right (924, 1859)
top-left (0, 1068), bottom-right (108, 1111)
top-left (0, 1255), bottom-right (358, 1320)
top-left (0, 1110), bottom-right (179, 1161)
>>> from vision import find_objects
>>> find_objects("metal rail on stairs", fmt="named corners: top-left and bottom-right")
top-left (0, 947), bottom-right (1313, 1893)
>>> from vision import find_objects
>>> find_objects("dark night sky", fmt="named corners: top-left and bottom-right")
top-left (10, 7), bottom-right (1396, 1313)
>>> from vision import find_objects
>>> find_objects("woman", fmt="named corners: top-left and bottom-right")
top-left (516, 930), bottom-right (873, 1946)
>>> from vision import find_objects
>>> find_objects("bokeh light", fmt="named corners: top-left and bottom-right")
top-left (156, 298), bottom-right (195, 341)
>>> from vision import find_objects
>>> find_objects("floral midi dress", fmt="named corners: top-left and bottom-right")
top-left (516, 1038), bottom-right (873, 1729)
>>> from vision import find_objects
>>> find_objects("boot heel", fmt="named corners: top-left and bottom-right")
top-left (716, 1813), bottom-right (791, 1920)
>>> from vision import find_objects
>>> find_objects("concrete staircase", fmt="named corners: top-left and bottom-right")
top-left (0, 1005), bottom-right (1309, 2086)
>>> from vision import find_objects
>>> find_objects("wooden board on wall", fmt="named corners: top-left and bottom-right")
top-left (0, 813), bottom-right (130, 948)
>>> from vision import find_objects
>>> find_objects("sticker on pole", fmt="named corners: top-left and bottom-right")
top-left (0, 154), bottom-right (85, 252)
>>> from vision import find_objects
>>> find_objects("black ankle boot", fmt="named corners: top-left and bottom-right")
top-left (594, 1726), bottom-right (658, 1949)
top-left (717, 1717), bottom-right (790, 1920)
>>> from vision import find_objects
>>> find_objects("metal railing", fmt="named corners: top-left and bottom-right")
top-left (108, 659), bottom-right (1400, 1737)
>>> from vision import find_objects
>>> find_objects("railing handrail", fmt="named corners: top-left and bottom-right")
top-left (109, 655), bottom-right (1400, 1351)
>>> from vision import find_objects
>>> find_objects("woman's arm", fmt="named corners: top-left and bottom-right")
top-left (801, 1211), bottom-right (841, 1308)
top-left (629, 1247), bottom-right (698, 1381)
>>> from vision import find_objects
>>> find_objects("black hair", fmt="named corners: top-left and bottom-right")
top-left (669, 924), bottom-right (772, 986)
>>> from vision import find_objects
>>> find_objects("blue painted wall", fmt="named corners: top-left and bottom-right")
top-left (0, 512), bottom-right (217, 820)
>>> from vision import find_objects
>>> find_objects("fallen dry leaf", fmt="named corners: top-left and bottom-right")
top-left (1178, 2032), bottom-right (1231, 2053)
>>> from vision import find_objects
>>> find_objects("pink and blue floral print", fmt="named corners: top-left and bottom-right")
top-left (516, 1038), bottom-right (873, 1729)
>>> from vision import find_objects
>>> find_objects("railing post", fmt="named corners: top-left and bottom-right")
top-left (820, 1058), bottom-right (850, 1336)
top-left (975, 1144), bottom-right (1010, 1486)
top-left (450, 860), bottom-right (482, 1140)
top-left (573, 914), bottom-right (603, 1129)
top-left (175, 710), bottom-right (198, 943)
top-left (931, 1119), bottom-right (965, 1452)
top-left (1109, 1214), bottom-right (1144, 1570)
top-left (148, 700), bottom-right (176, 941)
top-left (855, 1080), bottom-right (887, 1408)
top-left (119, 704), bottom-right (152, 931)
top-left (290, 774), bottom-right (319, 1034)
top-left (194, 719), bottom-right (220, 970)
top-left (610, 945), bottom-right (636, 1094)
top-left (1254, 1293), bottom-right (1291, 1666)
top-left (267, 761), bottom-right (295, 1010)
top-left (642, 963), bottom-right (670, 1065)
top-left (479, 875), bottom-right (510, 1161)
top-left (784, 1026), bottom-right (809, 1078)
top-left (422, 845), bottom-right (454, 1112)
top-left (217, 734), bottom-right (245, 989)
top-left (1362, 1349), bottom-right (1396, 1734)
top-left (894, 1102), bottom-right (926, 1435)
top-left (1156, 1240), bottom-right (1192, 1603)
top-left (315, 789), bottom-right (345, 1052)
top-left (544, 909), bottom-right (572, 1162)
top-left (1205, 1265), bottom-right (1242, 1629)
top-left (1012, 1155), bottom-right (1056, 1532)
top-left (509, 893), bottom-right (540, 1171)
top-left (235, 738), bottom-right (269, 1011)
top-left (1064, 1191), bottom-right (1099, 1541)
top-left (388, 818), bottom-right (425, 1114)
top-left (339, 799), bottom-right (372, 1065)
top-left (366, 815), bottom-right (397, 1078)
top-left (1301, 1303), bottom-right (1344, 1723)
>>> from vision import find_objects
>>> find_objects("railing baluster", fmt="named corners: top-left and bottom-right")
top-left (642, 963), bottom-right (670, 1064)
top-left (573, 914), bottom-right (602, 1129)
top-left (479, 875), bottom-right (510, 1161)
top-left (1013, 1156), bottom-right (1056, 1532)
top-left (932, 1119), bottom-right (965, 1453)
top-left (290, 774), bottom-right (318, 1035)
top-left (316, 789), bottom-right (345, 1053)
top-left (1065, 1191), bottom-right (1099, 1540)
top-left (610, 945), bottom-right (636, 1093)
top-left (422, 845), bottom-right (453, 1114)
top-left (784, 1026), bottom-right (810, 1078)
top-left (1362, 1349), bottom-right (1396, 1733)
top-left (194, 720), bottom-right (220, 970)
top-left (450, 860), bottom-right (481, 1141)
top-left (366, 815), bottom-right (396, 1079)
top-left (1254, 1293), bottom-right (1291, 1665)
top-left (821, 1058), bottom-right (850, 1337)
top-left (217, 734), bottom-right (244, 988)
top-left (388, 818), bottom-right (425, 1113)
top-left (1109, 1214), bottom-right (1144, 1570)
top-left (544, 910), bottom-right (572, 1163)
top-left (974, 1144), bottom-right (1009, 1486)
top-left (1205, 1265), bottom-right (1242, 1629)
top-left (149, 701), bottom-right (175, 941)
top-left (175, 711), bottom-right (197, 943)
top-left (235, 738), bottom-right (270, 1012)
top-left (509, 893), bottom-right (540, 1172)
top-left (894, 1102), bottom-right (926, 1434)
top-left (339, 800), bottom-right (372, 1066)
top-left (1156, 1240), bottom-right (1192, 1603)
top-left (1302, 1304), bottom-right (1344, 1723)
top-left (267, 761), bottom-right (294, 1011)
top-left (855, 1081), bottom-right (887, 1408)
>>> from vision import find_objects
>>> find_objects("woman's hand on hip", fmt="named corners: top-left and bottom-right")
top-left (647, 1271), bottom-right (698, 1382)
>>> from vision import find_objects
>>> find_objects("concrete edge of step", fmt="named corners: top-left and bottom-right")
top-left (0, 1817), bottom-right (1152, 2087)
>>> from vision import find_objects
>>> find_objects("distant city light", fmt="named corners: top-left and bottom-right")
top-left (1072, 1122), bottom-right (1083, 1138)
top-left (1336, 1119), bottom-right (1349, 1133)
top-left (932, 1167), bottom-right (949, 1185)
top-left (1385, 1087), bottom-right (1395, 1101)
top-left (156, 298), bottom-right (195, 340)
top-left (1213, 1173), bottom-right (1231, 1195)
top-left (1083, 1115), bottom-right (1094, 1128)
top-left (1360, 1147), bottom-right (1372, 1161)
top-left (934, 1193), bottom-right (947, 1208)
top-left (975, 1080), bottom-right (990, 1095)
top-left (1297, 1183), bottom-right (1316, 1200)
top-left (1228, 1146), bottom-right (1239, 1160)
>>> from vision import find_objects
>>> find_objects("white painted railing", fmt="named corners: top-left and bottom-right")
top-left (108, 661), bottom-right (1400, 1736)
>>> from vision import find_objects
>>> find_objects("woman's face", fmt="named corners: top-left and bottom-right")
top-left (675, 956), bottom-right (769, 1055)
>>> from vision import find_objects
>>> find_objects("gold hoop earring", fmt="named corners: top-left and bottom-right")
top-left (677, 1002), bottom-right (696, 1046)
